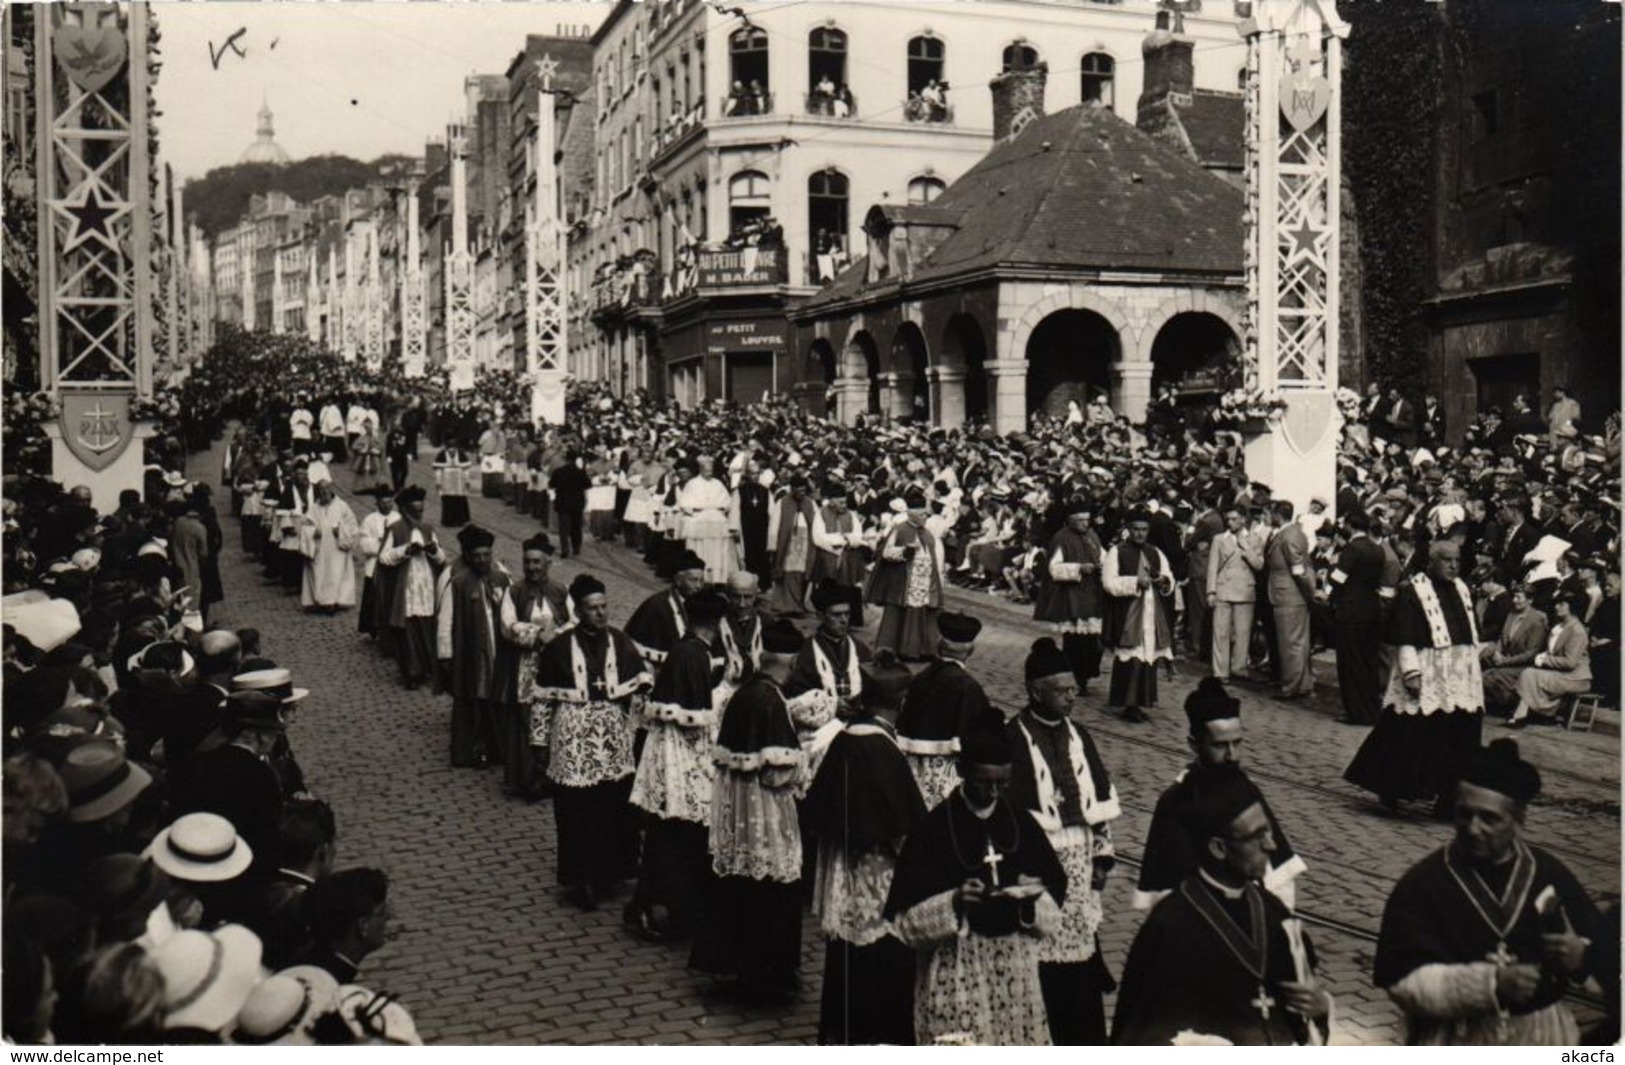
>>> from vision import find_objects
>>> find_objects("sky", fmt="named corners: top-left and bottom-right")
top-left (153, 1), bottom-right (607, 182)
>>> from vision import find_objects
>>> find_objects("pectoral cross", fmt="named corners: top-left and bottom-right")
top-left (1251, 986), bottom-right (1276, 1022)
top-left (983, 839), bottom-right (1004, 888)
top-left (1486, 941), bottom-right (1516, 967)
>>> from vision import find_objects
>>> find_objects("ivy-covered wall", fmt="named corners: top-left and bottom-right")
top-left (1341, 0), bottom-right (1444, 400)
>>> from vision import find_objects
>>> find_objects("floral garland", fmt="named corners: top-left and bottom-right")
top-left (1210, 386), bottom-right (1290, 426)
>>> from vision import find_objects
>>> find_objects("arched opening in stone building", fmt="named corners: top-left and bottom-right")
top-left (844, 330), bottom-right (882, 417)
top-left (804, 338), bottom-right (837, 417)
top-left (1025, 309), bottom-right (1119, 422)
top-left (891, 321), bottom-right (930, 423)
top-left (939, 313), bottom-right (989, 426)
top-left (1149, 311), bottom-right (1242, 407)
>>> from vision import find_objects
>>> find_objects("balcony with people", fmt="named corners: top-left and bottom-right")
top-left (591, 251), bottom-right (660, 322)
top-left (665, 216), bottom-right (787, 301)
top-left (904, 35), bottom-right (953, 124)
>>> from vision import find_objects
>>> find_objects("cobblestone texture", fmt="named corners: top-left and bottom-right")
top-left (194, 440), bottom-right (1619, 1045)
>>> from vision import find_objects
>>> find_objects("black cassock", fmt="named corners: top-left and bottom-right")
top-left (804, 718), bottom-right (926, 1045)
top-left (898, 659), bottom-right (1001, 749)
top-left (1136, 765), bottom-right (1302, 907)
top-left (1113, 874), bottom-right (1323, 1046)
top-left (1374, 841), bottom-right (1601, 1044)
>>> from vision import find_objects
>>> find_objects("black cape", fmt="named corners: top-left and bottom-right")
top-left (897, 659), bottom-right (1001, 745)
top-left (883, 790), bottom-right (1067, 936)
top-left (1137, 765), bottom-right (1299, 899)
top-left (1113, 874), bottom-right (1318, 1046)
top-left (1374, 842), bottom-right (1600, 1015)
top-left (803, 717), bottom-right (926, 857)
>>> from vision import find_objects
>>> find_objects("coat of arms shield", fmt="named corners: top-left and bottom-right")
top-left (60, 390), bottom-right (133, 472)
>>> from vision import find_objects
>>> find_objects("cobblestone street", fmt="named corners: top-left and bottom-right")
top-left (197, 441), bottom-right (1620, 1045)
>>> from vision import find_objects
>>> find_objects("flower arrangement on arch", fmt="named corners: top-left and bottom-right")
top-left (1211, 386), bottom-right (1289, 426)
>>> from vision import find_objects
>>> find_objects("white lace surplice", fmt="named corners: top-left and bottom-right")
top-left (893, 890), bottom-right (1059, 1046)
top-left (813, 845), bottom-right (897, 946)
top-left (543, 701), bottom-right (635, 787)
top-left (630, 711), bottom-right (716, 823)
top-left (709, 770), bottom-right (801, 883)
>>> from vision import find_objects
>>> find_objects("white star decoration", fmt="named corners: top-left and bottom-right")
top-left (535, 54), bottom-right (560, 91)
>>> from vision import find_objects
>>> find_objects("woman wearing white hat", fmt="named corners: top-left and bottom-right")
top-left (150, 925), bottom-right (266, 1038)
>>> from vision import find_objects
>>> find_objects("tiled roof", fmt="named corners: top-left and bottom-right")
top-left (1181, 91), bottom-right (1245, 169)
top-left (798, 104), bottom-right (1244, 313)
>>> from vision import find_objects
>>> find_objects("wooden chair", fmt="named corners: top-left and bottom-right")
top-left (1565, 693), bottom-right (1605, 733)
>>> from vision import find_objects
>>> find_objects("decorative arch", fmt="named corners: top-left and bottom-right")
top-left (1007, 289), bottom-right (1135, 367)
top-left (1144, 291), bottom-right (1245, 354)
top-left (891, 320), bottom-right (931, 422)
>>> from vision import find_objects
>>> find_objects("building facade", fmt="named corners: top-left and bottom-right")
top-left (569, 0), bottom-right (1247, 406)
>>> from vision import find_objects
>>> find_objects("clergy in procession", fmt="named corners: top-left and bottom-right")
top-left (768, 473), bottom-right (818, 617)
top-left (866, 489), bottom-right (948, 661)
top-left (355, 484), bottom-right (398, 639)
top-left (1374, 739), bottom-right (1602, 1045)
top-left (883, 725), bottom-right (1067, 1046)
top-left (677, 455), bottom-right (740, 585)
top-left (627, 589), bottom-right (728, 942)
top-left (275, 457), bottom-right (314, 593)
top-left (785, 579), bottom-right (871, 758)
top-left (625, 550), bottom-right (706, 667)
top-left (1135, 678), bottom-right (1306, 912)
top-left (497, 533), bottom-right (570, 800)
top-left (716, 570), bottom-right (763, 701)
top-left (532, 575), bottom-right (652, 911)
top-left (1031, 497), bottom-right (1106, 694)
top-left (1007, 638), bottom-right (1122, 1045)
top-left (299, 477), bottom-right (360, 614)
top-left (808, 482), bottom-right (869, 624)
top-left (378, 485), bottom-right (446, 691)
top-left (1344, 539), bottom-right (1485, 817)
top-left (432, 439), bottom-right (473, 528)
top-left (437, 525), bottom-right (510, 771)
top-left (318, 398), bottom-right (348, 462)
top-left (1101, 509), bottom-right (1176, 723)
top-left (897, 611), bottom-right (1001, 809)
top-left (690, 620), bottom-right (811, 1005)
top-left (1112, 772), bottom-right (1333, 1046)
top-left (804, 651), bottom-right (927, 1046)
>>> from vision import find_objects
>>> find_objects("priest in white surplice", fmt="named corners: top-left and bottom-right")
top-left (678, 455), bottom-right (739, 584)
top-left (300, 477), bottom-right (360, 612)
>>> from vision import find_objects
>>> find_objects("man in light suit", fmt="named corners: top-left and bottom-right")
top-left (1206, 507), bottom-right (1263, 681)
top-left (1265, 500), bottom-right (1316, 700)
top-left (1547, 385), bottom-right (1582, 449)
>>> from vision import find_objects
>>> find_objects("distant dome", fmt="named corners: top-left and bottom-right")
top-left (240, 99), bottom-right (291, 166)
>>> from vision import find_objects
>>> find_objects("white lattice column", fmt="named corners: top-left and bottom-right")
top-left (363, 222), bottom-right (383, 369)
top-left (240, 227), bottom-right (256, 331)
top-left (271, 248), bottom-right (285, 336)
top-left (401, 186), bottom-right (427, 378)
top-left (325, 247), bottom-right (341, 352)
top-left (445, 130), bottom-right (476, 393)
top-left (305, 248), bottom-right (321, 343)
top-left (526, 56), bottom-right (567, 425)
top-left (1240, 0), bottom-right (1348, 516)
top-left (35, 1), bottom-right (158, 500)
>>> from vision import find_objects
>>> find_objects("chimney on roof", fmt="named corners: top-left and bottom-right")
top-left (989, 61), bottom-right (1048, 141)
top-left (1139, 15), bottom-right (1196, 117)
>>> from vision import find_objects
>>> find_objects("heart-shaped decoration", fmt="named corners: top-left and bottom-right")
top-left (1281, 392), bottom-right (1337, 457)
top-left (1279, 75), bottom-right (1330, 133)
top-left (53, 17), bottom-right (128, 96)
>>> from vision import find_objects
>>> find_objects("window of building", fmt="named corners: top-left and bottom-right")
top-left (907, 35), bottom-right (945, 96)
top-left (729, 27), bottom-right (769, 111)
top-left (1236, 66), bottom-right (1248, 91)
top-left (1002, 42), bottom-right (1039, 73)
top-left (907, 176), bottom-right (946, 205)
top-left (1081, 53), bottom-right (1114, 107)
top-left (729, 170), bottom-right (772, 234)
top-left (808, 169), bottom-right (849, 255)
top-left (808, 27), bottom-right (847, 94)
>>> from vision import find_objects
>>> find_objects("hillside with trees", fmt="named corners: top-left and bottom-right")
top-left (185, 153), bottom-right (418, 237)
